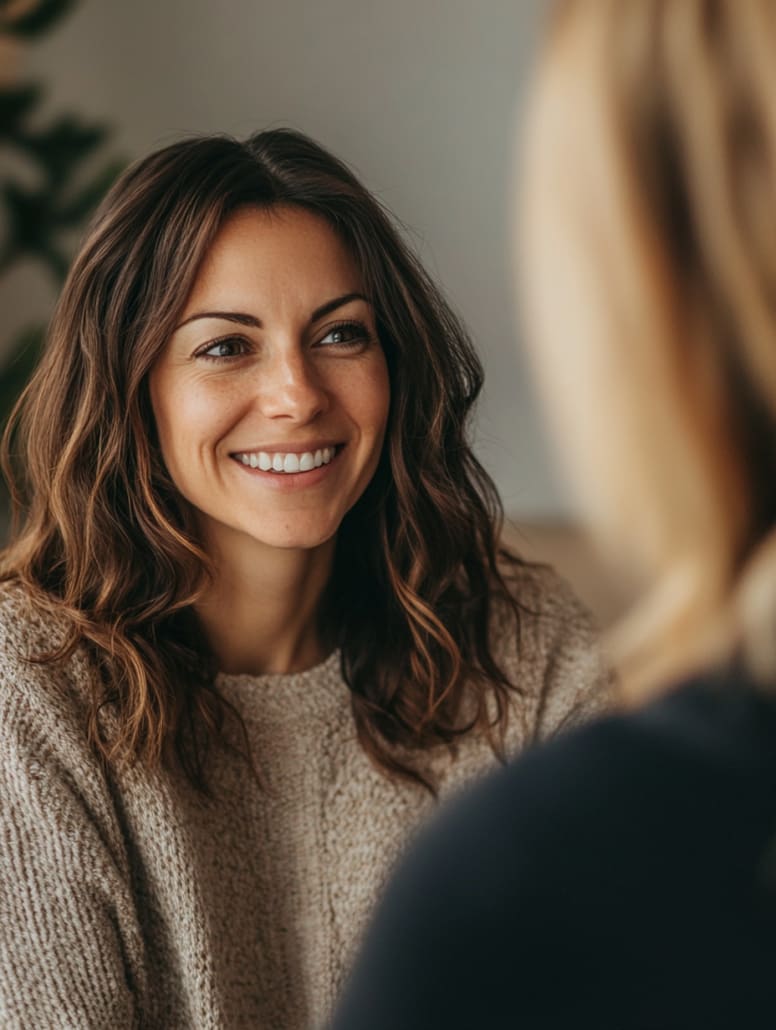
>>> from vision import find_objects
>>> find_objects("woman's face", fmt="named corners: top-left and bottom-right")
top-left (149, 204), bottom-right (390, 557)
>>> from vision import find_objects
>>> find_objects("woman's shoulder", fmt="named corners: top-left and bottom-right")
top-left (496, 555), bottom-right (596, 635)
top-left (332, 671), bottom-right (776, 1030)
top-left (424, 675), bottom-right (758, 876)
top-left (492, 557), bottom-right (615, 741)
top-left (0, 576), bottom-right (68, 642)
top-left (612, 666), bottom-right (776, 781)
top-left (0, 578), bottom-right (76, 675)
top-left (0, 580), bottom-right (117, 851)
top-left (485, 668), bottom-right (776, 838)
top-left (0, 579), bottom-right (96, 741)
top-left (404, 674), bottom-right (776, 923)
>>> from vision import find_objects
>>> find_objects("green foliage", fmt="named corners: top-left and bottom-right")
top-left (0, 0), bottom-right (124, 429)
top-left (0, 0), bottom-right (76, 39)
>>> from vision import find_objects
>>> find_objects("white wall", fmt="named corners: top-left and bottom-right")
top-left (4, 0), bottom-right (569, 516)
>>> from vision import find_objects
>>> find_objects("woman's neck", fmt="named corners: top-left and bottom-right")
top-left (195, 533), bottom-right (336, 677)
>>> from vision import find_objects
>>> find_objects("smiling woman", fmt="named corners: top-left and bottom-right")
top-left (0, 128), bottom-right (610, 1028)
top-left (150, 207), bottom-right (390, 563)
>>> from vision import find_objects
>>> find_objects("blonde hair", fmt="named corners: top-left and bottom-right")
top-left (519, 0), bottom-right (776, 697)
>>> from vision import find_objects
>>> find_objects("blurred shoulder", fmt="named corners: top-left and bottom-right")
top-left (450, 671), bottom-right (776, 857)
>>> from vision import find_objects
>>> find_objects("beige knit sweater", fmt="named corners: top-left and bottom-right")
top-left (0, 564), bottom-right (611, 1029)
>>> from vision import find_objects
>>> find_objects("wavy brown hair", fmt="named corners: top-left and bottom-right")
top-left (2, 128), bottom-right (525, 790)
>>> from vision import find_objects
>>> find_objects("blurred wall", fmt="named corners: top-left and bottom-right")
top-left (2, 0), bottom-right (573, 517)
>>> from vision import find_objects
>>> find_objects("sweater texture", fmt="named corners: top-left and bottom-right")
top-left (0, 564), bottom-right (610, 1029)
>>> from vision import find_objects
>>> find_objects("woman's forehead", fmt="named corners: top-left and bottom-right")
top-left (181, 205), bottom-right (366, 321)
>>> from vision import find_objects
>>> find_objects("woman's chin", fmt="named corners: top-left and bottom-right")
top-left (239, 521), bottom-right (339, 555)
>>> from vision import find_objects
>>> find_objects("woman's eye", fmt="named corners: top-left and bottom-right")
top-left (318, 321), bottom-right (370, 347)
top-left (198, 337), bottom-right (248, 361)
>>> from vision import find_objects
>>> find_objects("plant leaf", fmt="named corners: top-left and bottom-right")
top-left (21, 116), bottom-right (110, 187)
top-left (57, 157), bottom-right (125, 222)
top-left (0, 180), bottom-right (72, 279)
top-left (0, 84), bottom-right (42, 139)
top-left (0, 0), bottom-right (76, 38)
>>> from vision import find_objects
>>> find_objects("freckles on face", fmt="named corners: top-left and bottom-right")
top-left (148, 204), bottom-right (391, 554)
top-left (152, 358), bottom-right (248, 489)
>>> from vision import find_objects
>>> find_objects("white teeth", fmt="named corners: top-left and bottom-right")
top-left (235, 447), bottom-right (337, 473)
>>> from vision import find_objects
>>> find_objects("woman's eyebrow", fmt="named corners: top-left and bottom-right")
top-left (175, 311), bottom-right (261, 331)
top-left (173, 292), bottom-right (370, 333)
top-left (309, 292), bottom-right (370, 322)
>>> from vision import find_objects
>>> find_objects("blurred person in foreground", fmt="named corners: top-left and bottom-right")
top-left (330, 1), bottom-right (776, 1027)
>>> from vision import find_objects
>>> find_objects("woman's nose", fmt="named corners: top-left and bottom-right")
top-left (256, 349), bottom-right (329, 424)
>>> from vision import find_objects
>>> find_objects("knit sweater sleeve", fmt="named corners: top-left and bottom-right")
top-left (0, 600), bottom-right (143, 1028)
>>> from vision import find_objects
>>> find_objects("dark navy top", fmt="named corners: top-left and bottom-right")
top-left (331, 667), bottom-right (776, 1028)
